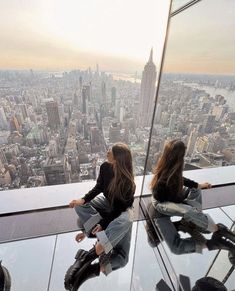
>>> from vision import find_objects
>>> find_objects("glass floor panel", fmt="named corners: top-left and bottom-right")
top-left (0, 236), bottom-right (56, 291)
top-left (156, 207), bottom-right (235, 289)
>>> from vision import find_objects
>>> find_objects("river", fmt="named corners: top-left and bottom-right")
top-left (184, 83), bottom-right (235, 111)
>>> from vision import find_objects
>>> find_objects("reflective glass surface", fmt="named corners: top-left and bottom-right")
top-left (157, 208), bottom-right (234, 287)
top-left (0, 236), bottom-right (56, 291)
top-left (130, 221), bottom-right (167, 290)
top-left (143, 0), bottom-right (235, 183)
top-left (0, 0), bottom-right (170, 192)
top-left (171, 0), bottom-right (194, 12)
top-left (49, 223), bottom-right (137, 291)
top-left (221, 205), bottom-right (235, 221)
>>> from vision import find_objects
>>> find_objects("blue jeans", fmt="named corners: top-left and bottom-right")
top-left (151, 188), bottom-right (216, 254)
top-left (75, 195), bottom-right (133, 274)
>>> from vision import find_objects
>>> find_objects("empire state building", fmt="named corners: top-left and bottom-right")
top-left (139, 49), bottom-right (157, 127)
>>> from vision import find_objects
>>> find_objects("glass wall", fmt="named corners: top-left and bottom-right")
top-left (0, 0), bottom-right (170, 191)
top-left (144, 0), bottom-right (235, 175)
top-left (136, 0), bottom-right (235, 289)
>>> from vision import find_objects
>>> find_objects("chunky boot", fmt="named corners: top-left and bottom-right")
top-left (176, 219), bottom-right (207, 244)
top-left (64, 247), bottom-right (98, 290)
top-left (206, 232), bottom-right (235, 252)
top-left (176, 218), bottom-right (210, 234)
top-left (71, 262), bottom-right (100, 291)
top-left (215, 223), bottom-right (235, 243)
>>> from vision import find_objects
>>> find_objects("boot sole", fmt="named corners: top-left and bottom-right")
top-left (71, 260), bottom-right (94, 291)
top-left (64, 250), bottom-right (88, 289)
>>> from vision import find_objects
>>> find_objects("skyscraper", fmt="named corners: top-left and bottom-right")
top-left (139, 49), bottom-right (157, 127)
top-left (101, 81), bottom-right (106, 104)
top-left (0, 107), bottom-right (8, 130)
top-left (187, 128), bottom-right (198, 156)
top-left (46, 100), bottom-right (60, 130)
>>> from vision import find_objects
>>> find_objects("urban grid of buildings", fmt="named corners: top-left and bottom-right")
top-left (0, 50), bottom-right (235, 190)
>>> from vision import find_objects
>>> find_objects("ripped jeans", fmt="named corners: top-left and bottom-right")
top-left (75, 195), bottom-right (133, 275)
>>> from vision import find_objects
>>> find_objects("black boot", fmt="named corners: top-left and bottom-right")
top-left (206, 232), bottom-right (235, 252)
top-left (215, 223), bottom-right (235, 243)
top-left (64, 247), bottom-right (98, 290)
top-left (71, 262), bottom-right (100, 291)
top-left (176, 219), bottom-right (207, 244)
top-left (175, 218), bottom-right (210, 234)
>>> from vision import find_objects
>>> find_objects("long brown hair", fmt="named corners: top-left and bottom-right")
top-left (150, 139), bottom-right (186, 195)
top-left (108, 143), bottom-right (135, 205)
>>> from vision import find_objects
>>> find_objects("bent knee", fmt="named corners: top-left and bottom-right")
top-left (74, 204), bottom-right (85, 215)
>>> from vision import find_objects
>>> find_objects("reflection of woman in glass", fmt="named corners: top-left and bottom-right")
top-left (65, 143), bottom-right (135, 289)
top-left (150, 139), bottom-right (235, 255)
top-left (0, 261), bottom-right (11, 291)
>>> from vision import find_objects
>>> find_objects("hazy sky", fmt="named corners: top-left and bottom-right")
top-left (164, 0), bottom-right (235, 75)
top-left (0, 0), bottom-right (170, 72)
top-left (0, 0), bottom-right (235, 74)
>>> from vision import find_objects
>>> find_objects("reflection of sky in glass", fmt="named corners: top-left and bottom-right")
top-left (171, 0), bottom-right (195, 12)
top-left (225, 269), bottom-right (235, 290)
top-left (1, 204), bottom-right (235, 290)
top-left (207, 250), bottom-right (233, 282)
top-left (131, 221), bottom-right (165, 291)
top-left (166, 0), bottom-right (235, 74)
top-left (0, 236), bottom-right (56, 291)
top-left (49, 224), bottom-right (137, 291)
top-left (221, 205), bottom-right (235, 222)
top-left (158, 207), bottom-right (234, 287)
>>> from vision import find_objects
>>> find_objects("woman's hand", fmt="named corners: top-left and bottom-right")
top-left (92, 224), bottom-right (103, 235)
top-left (199, 182), bottom-right (212, 189)
top-left (69, 198), bottom-right (85, 208)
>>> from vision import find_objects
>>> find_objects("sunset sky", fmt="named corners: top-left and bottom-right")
top-left (0, 0), bottom-right (170, 72)
top-left (0, 0), bottom-right (235, 74)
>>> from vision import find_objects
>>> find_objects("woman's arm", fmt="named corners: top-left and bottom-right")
top-left (183, 177), bottom-right (198, 189)
top-left (82, 164), bottom-right (105, 203)
top-left (198, 182), bottom-right (212, 189)
top-left (69, 163), bottom-right (105, 207)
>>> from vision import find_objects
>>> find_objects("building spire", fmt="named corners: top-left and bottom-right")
top-left (148, 47), bottom-right (153, 63)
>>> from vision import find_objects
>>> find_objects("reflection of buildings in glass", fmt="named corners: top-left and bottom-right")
top-left (139, 48), bottom-right (157, 127)
top-left (45, 100), bottom-right (61, 130)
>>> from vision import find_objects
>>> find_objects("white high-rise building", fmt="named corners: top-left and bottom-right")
top-left (0, 107), bottom-right (8, 130)
top-left (139, 49), bottom-right (157, 127)
top-left (187, 128), bottom-right (198, 156)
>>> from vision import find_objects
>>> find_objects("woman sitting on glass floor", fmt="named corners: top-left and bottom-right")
top-left (65, 142), bottom-right (136, 289)
top-left (150, 139), bottom-right (235, 255)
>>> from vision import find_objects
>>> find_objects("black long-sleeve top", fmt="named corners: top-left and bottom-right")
top-left (82, 161), bottom-right (135, 229)
top-left (152, 177), bottom-right (198, 203)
